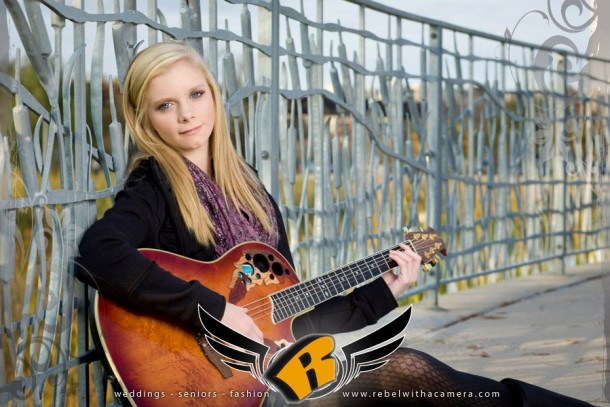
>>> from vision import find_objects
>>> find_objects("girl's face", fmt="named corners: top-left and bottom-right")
top-left (145, 59), bottom-right (216, 166)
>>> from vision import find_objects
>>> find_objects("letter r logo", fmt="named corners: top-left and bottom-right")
top-left (265, 335), bottom-right (336, 401)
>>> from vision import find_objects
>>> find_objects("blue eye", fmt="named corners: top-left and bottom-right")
top-left (192, 90), bottom-right (204, 98)
top-left (157, 102), bottom-right (171, 111)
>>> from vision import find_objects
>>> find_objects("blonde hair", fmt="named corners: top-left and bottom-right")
top-left (122, 41), bottom-right (273, 246)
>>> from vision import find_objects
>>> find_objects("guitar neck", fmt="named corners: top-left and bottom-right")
top-left (270, 241), bottom-right (410, 323)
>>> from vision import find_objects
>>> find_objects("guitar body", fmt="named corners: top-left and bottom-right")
top-left (94, 242), bottom-right (300, 407)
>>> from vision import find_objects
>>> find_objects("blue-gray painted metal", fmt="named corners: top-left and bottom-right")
top-left (1, 0), bottom-right (609, 405)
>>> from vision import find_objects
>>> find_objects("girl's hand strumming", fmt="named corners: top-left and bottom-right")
top-left (220, 302), bottom-right (264, 343)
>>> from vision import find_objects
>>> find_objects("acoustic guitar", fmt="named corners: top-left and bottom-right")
top-left (93, 227), bottom-right (446, 406)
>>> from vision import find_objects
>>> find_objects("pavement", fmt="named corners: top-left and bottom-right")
top-left (334, 262), bottom-right (609, 406)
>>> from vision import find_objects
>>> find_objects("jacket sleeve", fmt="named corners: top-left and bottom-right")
top-left (75, 177), bottom-right (226, 329)
top-left (291, 277), bottom-right (398, 339)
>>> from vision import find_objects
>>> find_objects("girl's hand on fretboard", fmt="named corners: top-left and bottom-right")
top-left (382, 243), bottom-right (422, 298)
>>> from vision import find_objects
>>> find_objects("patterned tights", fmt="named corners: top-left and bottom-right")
top-left (274, 347), bottom-right (520, 406)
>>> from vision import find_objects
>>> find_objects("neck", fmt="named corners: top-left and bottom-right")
top-left (184, 154), bottom-right (211, 175)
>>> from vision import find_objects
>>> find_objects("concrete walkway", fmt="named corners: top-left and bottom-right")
top-left (335, 263), bottom-right (609, 405)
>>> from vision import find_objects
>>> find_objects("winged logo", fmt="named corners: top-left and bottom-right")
top-left (197, 305), bottom-right (412, 402)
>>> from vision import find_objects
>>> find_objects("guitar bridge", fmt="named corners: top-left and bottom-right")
top-left (193, 330), bottom-right (234, 379)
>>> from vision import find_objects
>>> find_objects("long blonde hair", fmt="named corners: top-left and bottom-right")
top-left (122, 41), bottom-right (273, 247)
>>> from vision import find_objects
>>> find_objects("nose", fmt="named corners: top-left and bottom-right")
top-left (179, 105), bottom-right (194, 122)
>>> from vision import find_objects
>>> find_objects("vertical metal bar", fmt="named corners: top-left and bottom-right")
top-left (561, 52), bottom-right (569, 274)
top-left (256, 5), bottom-right (275, 196)
top-left (71, 2), bottom-right (88, 406)
top-left (426, 25), bottom-right (443, 307)
top-left (353, 3), bottom-right (366, 259)
top-left (310, 0), bottom-right (327, 275)
top-left (187, 0), bottom-right (203, 55)
top-left (147, 0), bottom-right (157, 45)
top-left (268, 0), bottom-right (280, 199)
top-left (497, 42), bottom-right (508, 271)
top-left (209, 0), bottom-right (217, 77)
top-left (394, 17), bottom-right (404, 242)
top-left (465, 33), bottom-right (475, 276)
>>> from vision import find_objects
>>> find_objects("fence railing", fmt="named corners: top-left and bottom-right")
top-left (1, 0), bottom-right (609, 405)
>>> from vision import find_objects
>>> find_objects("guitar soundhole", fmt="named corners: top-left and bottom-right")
top-left (272, 262), bottom-right (284, 276)
top-left (253, 254), bottom-right (270, 272)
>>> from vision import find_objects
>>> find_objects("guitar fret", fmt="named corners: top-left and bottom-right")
top-left (337, 266), bottom-right (350, 291)
top-left (270, 293), bottom-right (279, 320)
top-left (349, 263), bottom-right (360, 285)
top-left (310, 278), bottom-right (325, 304)
top-left (284, 290), bottom-right (298, 316)
top-left (284, 287), bottom-right (298, 313)
top-left (363, 258), bottom-right (375, 280)
top-left (291, 282), bottom-right (310, 313)
top-left (305, 280), bottom-right (318, 307)
top-left (280, 290), bottom-right (294, 317)
top-left (270, 292), bottom-right (285, 322)
top-left (319, 275), bottom-right (333, 300)
top-left (327, 273), bottom-right (342, 297)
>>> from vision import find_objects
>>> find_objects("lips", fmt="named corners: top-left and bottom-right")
top-left (180, 125), bottom-right (202, 136)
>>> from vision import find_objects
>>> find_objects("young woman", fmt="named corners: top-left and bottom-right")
top-left (76, 41), bottom-right (591, 406)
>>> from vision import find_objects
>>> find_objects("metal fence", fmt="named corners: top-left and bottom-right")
top-left (1, 0), bottom-right (609, 405)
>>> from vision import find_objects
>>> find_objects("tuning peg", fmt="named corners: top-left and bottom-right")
top-left (419, 226), bottom-right (424, 232)
top-left (403, 226), bottom-right (419, 234)
top-left (429, 259), bottom-right (437, 267)
top-left (422, 264), bottom-right (433, 272)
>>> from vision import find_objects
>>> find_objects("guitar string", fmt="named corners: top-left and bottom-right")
top-left (245, 248), bottom-right (397, 319)
top-left (249, 254), bottom-right (392, 322)
top-left (238, 239), bottom-right (441, 322)
top-left (241, 240), bottom-right (411, 315)
top-left (244, 239), bottom-right (437, 321)
top-left (247, 239), bottom-right (440, 323)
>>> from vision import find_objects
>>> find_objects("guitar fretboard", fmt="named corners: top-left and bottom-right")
top-left (269, 241), bottom-right (413, 323)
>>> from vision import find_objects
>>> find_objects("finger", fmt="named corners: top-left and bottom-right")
top-left (389, 250), bottom-right (408, 267)
top-left (398, 253), bottom-right (422, 268)
top-left (253, 322), bottom-right (263, 338)
top-left (398, 243), bottom-right (414, 253)
top-left (252, 324), bottom-right (264, 343)
top-left (390, 250), bottom-right (415, 266)
top-left (398, 244), bottom-right (422, 260)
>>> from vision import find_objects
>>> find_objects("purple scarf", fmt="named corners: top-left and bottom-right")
top-left (185, 159), bottom-right (278, 257)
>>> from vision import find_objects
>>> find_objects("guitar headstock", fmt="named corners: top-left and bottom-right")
top-left (403, 226), bottom-right (447, 272)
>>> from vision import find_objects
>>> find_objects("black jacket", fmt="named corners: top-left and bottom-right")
top-left (76, 157), bottom-right (397, 339)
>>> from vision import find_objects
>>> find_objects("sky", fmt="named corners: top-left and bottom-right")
top-left (4, 0), bottom-right (597, 85)
top-left (384, 0), bottom-right (592, 45)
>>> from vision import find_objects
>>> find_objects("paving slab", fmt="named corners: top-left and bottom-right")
top-left (333, 263), bottom-right (609, 406)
